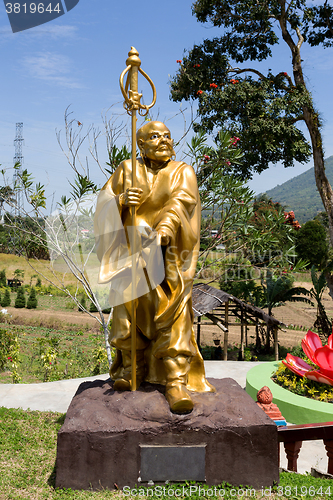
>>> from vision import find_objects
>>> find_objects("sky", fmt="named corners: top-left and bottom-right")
top-left (1, 0), bottom-right (333, 211)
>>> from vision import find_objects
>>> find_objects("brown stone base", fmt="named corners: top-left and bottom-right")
top-left (55, 378), bottom-right (278, 491)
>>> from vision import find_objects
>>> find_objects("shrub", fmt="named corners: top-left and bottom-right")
top-left (0, 328), bottom-right (20, 383)
top-left (36, 335), bottom-right (60, 382)
top-left (2, 288), bottom-right (11, 307)
top-left (78, 294), bottom-right (86, 312)
top-left (91, 345), bottom-right (109, 375)
top-left (89, 301), bottom-right (98, 312)
top-left (27, 287), bottom-right (38, 309)
top-left (296, 220), bottom-right (329, 268)
top-left (15, 287), bottom-right (26, 308)
top-left (13, 268), bottom-right (24, 290)
top-left (0, 269), bottom-right (6, 287)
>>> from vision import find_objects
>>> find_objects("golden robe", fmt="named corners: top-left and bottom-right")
top-left (94, 158), bottom-right (214, 393)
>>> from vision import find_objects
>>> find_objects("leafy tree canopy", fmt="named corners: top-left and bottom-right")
top-left (170, 0), bottom-right (333, 179)
top-left (296, 219), bottom-right (329, 268)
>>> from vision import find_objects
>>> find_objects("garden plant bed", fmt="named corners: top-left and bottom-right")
top-left (0, 322), bottom-right (109, 384)
top-left (273, 362), bottom-right (333, 403)
top-left (246, 362), bottom-right (333, 424)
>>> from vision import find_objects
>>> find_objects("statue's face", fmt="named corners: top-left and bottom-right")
top-left (140, 122), bottom-right (174, 163)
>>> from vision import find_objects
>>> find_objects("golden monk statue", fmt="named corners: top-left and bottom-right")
top-left (94, 121), bottom-right (215, 413)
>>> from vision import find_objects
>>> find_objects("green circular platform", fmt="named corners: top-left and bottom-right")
top-left (246, 362), bottom-right (333, 424)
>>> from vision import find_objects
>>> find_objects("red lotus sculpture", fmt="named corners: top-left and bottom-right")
top-left (282, 330), bottom-right (333, 386)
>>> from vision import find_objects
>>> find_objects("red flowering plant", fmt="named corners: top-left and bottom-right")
top-left (283, 329), bottom-right (333, 386)
top-left (284, 210), bottom-right (301, 230)
top-left (230, 137), bottom-right (240, 147)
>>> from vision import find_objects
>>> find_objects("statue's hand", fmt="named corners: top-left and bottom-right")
top-left (158, 229), bottom-right (171, 246)
top-left (120, 188), bottom-right (143, 207)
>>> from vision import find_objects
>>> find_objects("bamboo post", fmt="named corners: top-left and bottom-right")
top-left (273, 325), bottom-right (279, 361)
top-left (223, 300), bottom-right (229, 360)
top-left (255, 318), bottom-right (260, 350)
top-left (240, 307), bottom-right (244, 361)
top-left (197, 315), bottom-right (201, 347)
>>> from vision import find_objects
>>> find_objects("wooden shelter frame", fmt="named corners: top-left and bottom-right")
top-left (192, 283), bottom-right (284, 361)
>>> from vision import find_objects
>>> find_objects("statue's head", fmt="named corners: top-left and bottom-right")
top-left (137, 121), bottom-right (175, 164)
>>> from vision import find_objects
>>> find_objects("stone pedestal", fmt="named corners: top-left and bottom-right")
top-left (55, 378), bottom-right (278, 491)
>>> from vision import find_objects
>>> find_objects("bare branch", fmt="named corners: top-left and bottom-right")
top-left (230, 67), bottom-right (267, 80)
top-left (296, 26), bottom-right (304, 50)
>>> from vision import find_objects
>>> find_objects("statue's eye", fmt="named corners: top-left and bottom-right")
top-left (165, 134), bottom-right (170, 139)
top-left (150, 134), bottom-right (158, 139)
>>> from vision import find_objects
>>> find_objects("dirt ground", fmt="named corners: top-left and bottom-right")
top-left (3, 306), bottom-right (104, 332)
top-left (4, 281), bottom-right (333, 351)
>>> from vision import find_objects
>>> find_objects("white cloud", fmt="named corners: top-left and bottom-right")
top-left (28, 24), bottom-right (78, 39)
top-left (0, 24), bottom-right (77, 40)
top-left (0, 26), bottom-right (13, 39)
top-left (22, 51), bottom-right (84, 89)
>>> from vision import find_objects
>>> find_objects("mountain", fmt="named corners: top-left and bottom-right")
top-left (262, 156), bottom-right (333, 223)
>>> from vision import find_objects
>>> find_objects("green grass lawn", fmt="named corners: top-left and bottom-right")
top-left (0, 407), bottom-right (119, 499)
top-left (0, 407), bottom-right (331, 500)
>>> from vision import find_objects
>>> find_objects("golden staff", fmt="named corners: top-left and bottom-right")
top-left (119, 47), bottom-right (156, 391)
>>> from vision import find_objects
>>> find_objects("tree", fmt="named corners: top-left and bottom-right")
top-left (27, 287), bottom-right (38, 309)
top-left (296, 220), bottom-right (329, 268)
top-left (187, 131), bottom-right (300, 280)
top-left (89, 301), bottom-right (98, 313)
top-left (309, 265), bottom-right (332, 341)
top-left (78, 294), bottom-right (86, 312)
top-left (15, 287), bottom-right (26, 308)
top-left (170, 0), bottom-right (333, 290)
top-left (0, 270), bottom-right (6, 287)
top-left (13, 269), bottom-right (24, 290)
top-left (260, 272), bottom-right (312, 355)
top-left (219, 258), bottom-right (264, 305)
top-left (249, 197), bottom-right (300, 267)
top-left (2, 288), bottom-right (11, 307)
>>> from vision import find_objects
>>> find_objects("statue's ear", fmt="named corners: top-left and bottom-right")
top-left (138, 138), bottom-right (145, 156)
